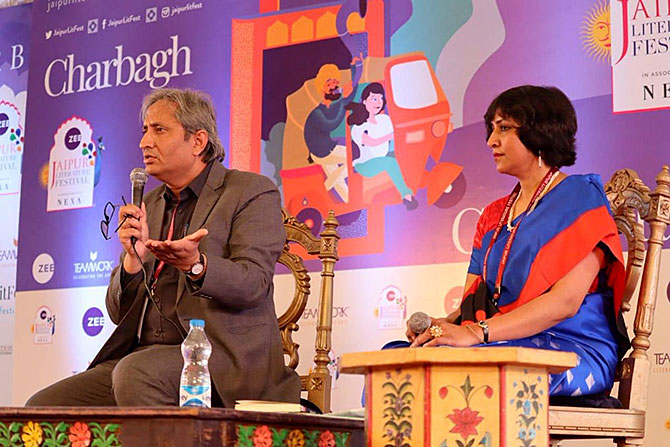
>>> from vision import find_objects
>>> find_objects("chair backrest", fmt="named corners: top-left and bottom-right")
top-left (276, 208), bottom-right (340, 413)
top-left (604, 166), bottom-right (670, 410)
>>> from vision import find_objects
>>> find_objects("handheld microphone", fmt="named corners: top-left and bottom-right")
top-left (129, 168), bottom-right (147, 245)
top-left (130, 168), bottom-right (147, 207)
top-left (407, 311), bottom-right (431, 335)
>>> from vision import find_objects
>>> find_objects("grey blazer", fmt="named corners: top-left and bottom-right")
top-left (90, 163), bottom-right (300, 407)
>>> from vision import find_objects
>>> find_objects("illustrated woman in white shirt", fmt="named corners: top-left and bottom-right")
top-left (347, 82), bottom-right (417, 210)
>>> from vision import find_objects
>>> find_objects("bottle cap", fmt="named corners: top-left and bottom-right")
top-left (190, 319), bottom-right (205, 328)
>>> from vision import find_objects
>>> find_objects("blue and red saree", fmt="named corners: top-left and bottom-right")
top-left (466, 174), bottom-right (629, 396)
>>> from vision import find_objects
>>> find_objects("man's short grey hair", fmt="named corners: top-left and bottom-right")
top-left (140, 88), bottom-right (225, 163)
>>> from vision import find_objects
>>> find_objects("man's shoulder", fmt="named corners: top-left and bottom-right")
top-left (306, 103), bottom-right (326, 119)
top-left (145, 183), bottom-right (165, 200)
top-left (224, 169), bottom-right (279, 194)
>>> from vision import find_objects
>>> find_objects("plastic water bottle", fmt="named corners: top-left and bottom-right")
top-left (179, 319), bottom-right (212, 407)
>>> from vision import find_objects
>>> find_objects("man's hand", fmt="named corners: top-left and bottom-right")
top-left (118, 202), bottom-right (149, 274)
top-left (145, 228), bottom-right (209, 272)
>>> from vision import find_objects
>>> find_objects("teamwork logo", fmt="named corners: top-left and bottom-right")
top-left (82, 307), bottom-right (104, 336)
top-left (300, 305), bottom-right (350, 327)
top-left (0, 101), bottom-right (24, 195)
top-left (0, 237), bottom-right (18, 266)
top-left (32, 305), bottom-right (56, 344)
top-left (375, 285), bottom-right (407, 330)
top-left (47, 116), bottom-right (97, 211)
top-left (73, 250), bottom-right (115, 281)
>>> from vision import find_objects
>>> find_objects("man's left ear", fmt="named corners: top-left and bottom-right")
top-left (192, 129), bottom-right (209, 156)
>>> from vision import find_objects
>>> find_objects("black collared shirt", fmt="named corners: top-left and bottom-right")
top-left (124, 162), bottom-right (213, 346)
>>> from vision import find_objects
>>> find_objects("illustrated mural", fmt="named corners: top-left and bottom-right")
top-left (230, 0), bottom-right (668, 269)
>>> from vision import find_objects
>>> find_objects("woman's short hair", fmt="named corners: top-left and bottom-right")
top-left (484, 85), bottom-right (577, 168)
top-left (140, 88), bottom-right (225, 163)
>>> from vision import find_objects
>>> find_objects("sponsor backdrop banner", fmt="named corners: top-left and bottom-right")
top-left (12, 0), bottom-right (253, 401)
top-left (0, 1), bottom-right (30, 406)
top-left (610, 0), bottom-right (670, 113)
top-left (11, 0), bottom-right (670, 443)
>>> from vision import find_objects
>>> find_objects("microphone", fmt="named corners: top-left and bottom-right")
top-left (129, 168), bottom-right (147, 245)
top-left (408, 312), bottom-right (431, 335)
top-left (130, 168), bottom-right (147, 207)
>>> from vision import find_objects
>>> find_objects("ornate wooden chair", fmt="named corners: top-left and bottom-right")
top-left (549, 166), bottom-right (670, 446)
top-left (276, 208), bottom-right (339, 413)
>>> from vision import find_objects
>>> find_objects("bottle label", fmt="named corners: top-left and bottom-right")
top-left (180, 385), bottom-right (211, 408)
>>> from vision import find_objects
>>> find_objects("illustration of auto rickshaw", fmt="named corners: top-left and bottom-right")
top-left (280, 52), bottom-right (463, 256)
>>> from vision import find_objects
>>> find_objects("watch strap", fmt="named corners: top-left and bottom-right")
top-left (477, 320), bottom-right (489, 344)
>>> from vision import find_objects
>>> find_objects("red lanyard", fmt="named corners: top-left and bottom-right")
top-left (150, 199), bottom-right (179, 294)
top-left (482, 168), bottom-right (557, 302)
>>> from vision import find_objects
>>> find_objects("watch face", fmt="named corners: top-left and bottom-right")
top-left (190, 262), bottom-right (204, 275)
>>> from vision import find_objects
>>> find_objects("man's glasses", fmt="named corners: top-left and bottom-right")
top-left (100, 196), bottom-right (128, 240)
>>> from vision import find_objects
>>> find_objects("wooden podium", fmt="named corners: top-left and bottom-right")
top-left (341, 347), bottom-right (576, 447)
top-left (0, 407), bottom-right (364, 446)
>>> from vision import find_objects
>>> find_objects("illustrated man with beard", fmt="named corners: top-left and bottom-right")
top-left (304, 58), bottom-right (360, 202)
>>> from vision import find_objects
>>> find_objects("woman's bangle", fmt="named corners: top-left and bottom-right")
top-left (465, 323), bottom-right (485, 344)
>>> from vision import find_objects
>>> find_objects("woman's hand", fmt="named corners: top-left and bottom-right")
top-left (405, 315), bottom-right (433, 343)
top-left (405, 319), bottom-right (416, 343)
top-left (410, 318), bottom-right (481, 348)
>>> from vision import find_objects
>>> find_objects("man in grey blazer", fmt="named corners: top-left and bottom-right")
top-left (27, 88), bottom-right (300, 407)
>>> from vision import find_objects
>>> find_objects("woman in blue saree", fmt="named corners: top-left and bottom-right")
top-left (410, 86), bottom-right (630, 397)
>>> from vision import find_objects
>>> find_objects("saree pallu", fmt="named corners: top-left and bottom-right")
top-left (466, 174), bottom-right (629, 396)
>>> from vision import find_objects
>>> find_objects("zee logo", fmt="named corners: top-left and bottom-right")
top-left (0, 113), bottom-right (9, 135)
top-left (32, 253), bottom-right (55, 284)
top-left (64, 127), bottom-right (82, 150)
top-left (82, 307), bottom-right (104, 336)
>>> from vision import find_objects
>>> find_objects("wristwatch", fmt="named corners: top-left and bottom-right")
top-left (186, 253), bottom-right (206, 279)
top-left (477, 320), bottom-right (489, 344)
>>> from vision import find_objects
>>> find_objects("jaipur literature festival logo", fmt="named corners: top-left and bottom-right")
top-left (375, 285), bottom-right (407, 330)
top-left (0, 100), bottom-right (24, 195)
top-left (31, 305), bottom-right (56, 344)
top-left (47, 116), bottom-right (97, 212)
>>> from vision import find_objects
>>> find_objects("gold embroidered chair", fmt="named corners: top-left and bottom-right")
top-left (277, 208), bottom-right (339, 413)
top-left (549, 166), bottom-right (670, 447)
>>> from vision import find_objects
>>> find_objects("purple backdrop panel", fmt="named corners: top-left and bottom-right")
top-left (16, 0), bottom-right (257, 292)
top-left (0, 3), bottom-right (30, 81)
top-left (16, 0), bottom-right (670, 288)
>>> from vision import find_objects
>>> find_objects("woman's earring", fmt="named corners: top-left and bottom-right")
top-left (538, 154), bottom-right (543, 168)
